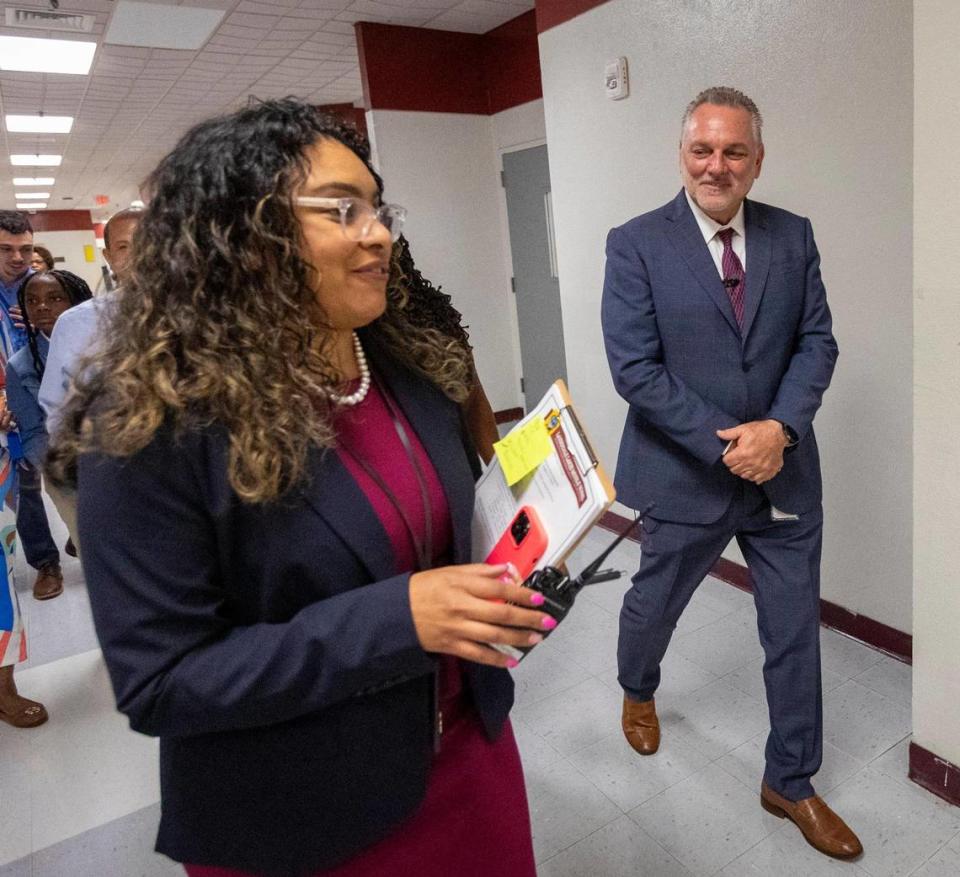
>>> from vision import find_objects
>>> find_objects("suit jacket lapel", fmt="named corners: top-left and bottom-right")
top-left (366, 338), bottom-right (474, 565)
top-left (298, 336), bottom-right (474, 580)
top-left (665, 191), bottom-right (740, 338)
top-left (740, 199), bottom-right (771, 342)
top-left (300, 448), bottom-right (398, 583)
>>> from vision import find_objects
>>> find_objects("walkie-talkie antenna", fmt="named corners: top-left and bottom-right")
top-left (574, 511), bottom-right (646, 588)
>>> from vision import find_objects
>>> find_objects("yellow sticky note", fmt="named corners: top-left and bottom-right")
top-left (83, 244), bottom-right (96, 262)
top-left (494, 417), bottom-right (554, 486)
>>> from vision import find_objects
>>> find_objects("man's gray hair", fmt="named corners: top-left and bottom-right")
top-left (682, 86), bottom-right (763, 144)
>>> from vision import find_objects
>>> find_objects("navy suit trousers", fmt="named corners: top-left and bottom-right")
top-left (618, 483), bottom-right (823, 801)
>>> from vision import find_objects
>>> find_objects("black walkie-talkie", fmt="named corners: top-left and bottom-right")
top-left (495, 515), bottom-right (643, 662)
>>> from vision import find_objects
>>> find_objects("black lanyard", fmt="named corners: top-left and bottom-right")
top-left (338, 373), bottom-right (434, 572)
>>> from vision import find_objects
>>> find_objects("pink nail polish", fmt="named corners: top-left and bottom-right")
top-left (541, 616), bottom-right (558, 631)
top-left (529, 592), bottom-right (545, 606)
top-left (506, 658), bottom-right (519, 669)
top-left (528, 633), bottom-right (543, 645)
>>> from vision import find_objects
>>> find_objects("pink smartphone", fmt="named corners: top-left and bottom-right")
top-left (485, 506), bottom-right (549, 582)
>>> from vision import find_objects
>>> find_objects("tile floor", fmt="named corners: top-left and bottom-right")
top-left (0, 508), bottom-right (956, 876)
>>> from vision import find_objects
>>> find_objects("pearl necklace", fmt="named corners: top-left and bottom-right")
top-left (328, 331), bottom-right (371, 406)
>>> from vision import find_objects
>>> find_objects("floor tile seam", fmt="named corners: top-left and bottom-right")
top-left (673, 673), bottom-right (769, 710)
top-left (566, 737), bottom-right (707, 814)
top-left (908, 831), bottom-right (960, 874)
top-left (512, 674), bottom-right (590, 711)
top-left (821, 629), bottom-right (887, 670)
top-left (625, 789), bottom-right (783, 877)
top-left (867, 733), bottom-right (912, 765)
top-left (847, 671), bottom-right (913, 707)
top-left (533, 811), bottom-right (629, 868)
top-left (826, 674), bottom-right (909, 708)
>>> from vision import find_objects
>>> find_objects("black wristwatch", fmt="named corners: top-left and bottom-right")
top-left (779, 421), bottom-right (799, 447)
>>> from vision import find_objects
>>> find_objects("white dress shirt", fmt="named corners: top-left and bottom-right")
top-left (39, 291), bottom-right (117, 437)
top-left (684, 190), bottom-right (747, 276)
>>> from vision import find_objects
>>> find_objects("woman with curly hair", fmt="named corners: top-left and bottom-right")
top-left (49, 99), bottom-right (545, 876)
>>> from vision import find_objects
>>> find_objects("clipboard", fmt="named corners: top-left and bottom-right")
top-left (471, 379), bottom-right (616, 569)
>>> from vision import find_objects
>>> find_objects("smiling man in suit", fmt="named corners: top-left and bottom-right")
top-left (601, 86), bottom-right (860, 859)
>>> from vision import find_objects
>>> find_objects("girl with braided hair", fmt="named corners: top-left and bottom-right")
top-left (3, 270), bottom-right (92, 601)
top-left (9, 270), bottom-right (92, 467)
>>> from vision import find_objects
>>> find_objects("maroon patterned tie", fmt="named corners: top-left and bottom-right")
top-left (718, 228), bottom-right (745, 328)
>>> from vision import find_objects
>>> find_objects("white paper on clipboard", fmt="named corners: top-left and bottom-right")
top-left (471, 379), bottom-right (616, 569)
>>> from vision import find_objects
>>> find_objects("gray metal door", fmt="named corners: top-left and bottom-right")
top-left (502, 145), bottom-right (567, 410)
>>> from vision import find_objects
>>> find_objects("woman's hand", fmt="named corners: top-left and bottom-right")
top-left (409, 563), bottom-right (556, 668)
top-left (0, 409), bottom-right (16, 433)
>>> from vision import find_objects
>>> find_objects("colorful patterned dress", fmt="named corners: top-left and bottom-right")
top-left (0, 315), bottom-right (24, 669)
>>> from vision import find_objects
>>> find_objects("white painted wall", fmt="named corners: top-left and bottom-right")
top-left (492, 98), bottom-right (547, 416)
top-left (30, 229), bottom-right (107, 293)
top-left (913, 0), bottom-right (960, 766)
top-left (539, 0), bottom-right (913, 630)
top-left (366, 109), bottom-right (522, 412)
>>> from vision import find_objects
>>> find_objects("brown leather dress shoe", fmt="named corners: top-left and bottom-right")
top-left (33, 562), bottom-right (63, 601)
top-left (622, 696), bottom-right (660, 755)
top-left (761, 781), bottom-right (863, 859)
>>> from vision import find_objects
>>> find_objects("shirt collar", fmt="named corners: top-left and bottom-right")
top-left (684, 190), bottom-right (746, 245)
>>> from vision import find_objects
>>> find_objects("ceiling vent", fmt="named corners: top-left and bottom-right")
top-left (4, 7), bottom-right (96, 33)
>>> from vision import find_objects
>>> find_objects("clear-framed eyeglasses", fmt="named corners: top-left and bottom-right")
top-left (295, 196), bottom-right (407, 242)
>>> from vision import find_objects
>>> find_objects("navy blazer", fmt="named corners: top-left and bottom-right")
top-left (602, 190), bottom-right (838, 523)
top-left (77, 336), bottom-right (513, 875)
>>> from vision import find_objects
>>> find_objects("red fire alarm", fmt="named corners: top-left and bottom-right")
top-left (94, 194), bottom-right (110, 206)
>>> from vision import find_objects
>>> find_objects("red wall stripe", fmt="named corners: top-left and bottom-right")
top-left (356, 12), bottom-right (542, 116)
top-left (483, 11), bottom-right (542, 115)
top-left (357, 23), bottom-right (488, 114)
top-left (21, 210), bottom-right (94, 233)
top-left (535, 0), bottom-right (612, 34)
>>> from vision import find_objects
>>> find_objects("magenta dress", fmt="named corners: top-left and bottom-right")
top-left (185, 380), bottom-right (536, 877)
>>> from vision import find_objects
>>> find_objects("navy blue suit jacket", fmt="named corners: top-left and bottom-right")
top-left (78, 337), bottom-right (512, 875)
top-left (602, 190), bottom-right (838, 524)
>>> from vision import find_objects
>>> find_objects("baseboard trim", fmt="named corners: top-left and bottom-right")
top-left (494, 407), bottom-right (524, 425)
top-left (597, 510), bottom-right (913, 665)
top-left (909, 742), bottom-right (960, 808)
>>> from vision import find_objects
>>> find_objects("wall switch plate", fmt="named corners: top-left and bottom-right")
top-left (604, 56), bottom-right (629, 100)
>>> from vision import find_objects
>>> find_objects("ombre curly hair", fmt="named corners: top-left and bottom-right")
top-left (48, 98), bottom-right (472, 503)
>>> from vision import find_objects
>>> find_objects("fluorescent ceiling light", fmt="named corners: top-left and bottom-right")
top-left (0, 36), bottom-right (96, 75)
top-left (5, 114), bottom-right (74, 134)
top-left (15, 192), bottom-right (50, 199)
top-left (10, 155), bottom-right (62, 166)
top-left (16, 202), bottom-right (46, 209)
top-left (13, 177), bottom-right (55, 186)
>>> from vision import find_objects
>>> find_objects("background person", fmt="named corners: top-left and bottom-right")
top-left (38, 208), bottom-right (143, 553)
top-left (49, 99), bottom-right (546, 876)
top-left (0, 212), bottom-right (67, 598)
top-left (5, 270), bottom-right (93, 594)
top-left (602, 86), bottom-right (859, 859)
top-left (30, 246), bottom-right (55, 273)
top-left (0, 210), bottom-right (46, 728)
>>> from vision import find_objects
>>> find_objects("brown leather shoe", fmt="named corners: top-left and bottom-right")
top-left (761, 781), bottom-right (863, 859)
top-left (622, 696), bottom-right (659, 755)
top-left (33, 562), bottom-right (63, 601)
